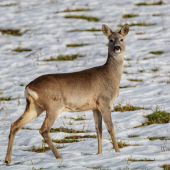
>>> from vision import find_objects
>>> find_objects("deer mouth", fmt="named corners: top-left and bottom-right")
top-left (115, 49), bottom-right (120, 53)
top-left (114, 46), bottom-right (121, 53)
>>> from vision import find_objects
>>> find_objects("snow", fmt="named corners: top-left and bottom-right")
top-left (0, 0), bottom-right (170, 169)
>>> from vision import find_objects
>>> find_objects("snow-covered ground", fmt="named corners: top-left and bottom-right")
top-left (0, 0), bottom-right (170, 169)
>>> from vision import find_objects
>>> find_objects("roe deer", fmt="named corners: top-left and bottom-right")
top-left (5, 24), bottom-right (129, 164)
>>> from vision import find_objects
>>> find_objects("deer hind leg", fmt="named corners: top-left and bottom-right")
top-left (99, 105), bottom-right (120, 152)
top-left (93, 109), bottom-right (102, 154)
top-left (39, 108), bottom-right (63, 159)
top-left (5, 96), bottom-right (44, 164)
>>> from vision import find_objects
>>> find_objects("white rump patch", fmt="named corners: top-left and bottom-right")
top-left (25, 87), bottom-right (39, 100)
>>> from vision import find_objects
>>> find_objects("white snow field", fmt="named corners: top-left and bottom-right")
top-left (0, 0), bottom-right (170, 169)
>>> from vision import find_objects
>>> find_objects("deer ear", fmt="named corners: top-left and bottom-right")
top-left (102, 24), bottom-right (113, 37)
top-left (119, 24), bottom-right (129, 37)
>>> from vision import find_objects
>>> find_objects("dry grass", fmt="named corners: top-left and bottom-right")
top-left (160, 164), bottom-right (170, 170)
top-left (136, 32), bottom-right (146, 35)
top-left (113, 103), bottom-right (145, 112)
top-left (115, 140), bottom-right (140, 148)
top-left (66, 43), bottom-right (89, 47)
top-left (127, 156), bottom-right (155, 162)
top-left (43, 54), bottom-right (84, 61)
top-left (50, 126), bottom-right (90, 133)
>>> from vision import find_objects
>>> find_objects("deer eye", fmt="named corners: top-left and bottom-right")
top-left (110, 40), bottom-right (113, 42)
top-left (120, 39), bottom-right (123, 42)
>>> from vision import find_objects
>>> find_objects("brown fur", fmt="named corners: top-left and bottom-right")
top-left (5, 24), bottom-right (129, 163)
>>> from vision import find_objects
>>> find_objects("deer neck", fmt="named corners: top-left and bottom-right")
top-left (105, 52), bottom-right (124, 82)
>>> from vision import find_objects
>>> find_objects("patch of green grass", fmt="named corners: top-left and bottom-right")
top-left (128, 157), bottom-right (155, 162)
top-left (12, 47), bottom-right (32, 52)
top-left (143, 56), bottom-right (154, 60)
top-left (115, 140), bottom-right (140, 148)
top-left (66, 43), bottom-right (89, 47)
top-left (89, 166), bottom-right (111, 170)
top-left (65, 135), bottom-right (97, 140)
top-left (138, 38), bottom-right (151, 40)
top-left (0, 89), bottom-right (2, 95)
top-left (43, 54), bottom-right (84, 61)
top-left (55, 8), bottom-right (90, 13)
top-left (52, 138), bottom-right (79, 143)
top-left (149, 51), bottom-right (163, 55)
top-left (127, 78), bottom-right (143, 82)
top-left (64, 15), bottom-right (100, 22)
top-left (128, 135), bottom-right (139, 138)
top-left (74, 116), bottom-right (86, 121)
top-left (0, 3), bottom-right (17, 7)
top-left (21, 127), bottom-right (38, 130)
top-left (119, 85), bottom-right (133, 88)
top-left (18, 82), bottom-right (25, 86)
top-left (147, 136), bottom-right (167, 140)
top-left (136, 0), bottom-right (165, 6)
top-left (118, 23), bottom-right (155, 27)
top-left (113, 104), bottom-right (145, 112)
top-left (152, 14), bottom-right (161, 16)
top-left (136, 32), bottom-right (146, 35)
top-left (130, 23), bottom-right (155, 26)
top-left (151, 67), bottom-right (159, 72)
top-left (25, 144), bottom-right (64, 153)
top-left (67, 28), bottom-right (102, 32)
top-left (0, 96), bottom-right (14, 101)
top-left (51, 135), bottom-right (97, 143)
top-left (138, 69), bottom-right (145, 73)
top-left (135, 110), bottom-right (170, 128)
top-left (147, 110), bottom-right (170, 124)
top-left (122, 14), bottom-right (139, 18)
top-left (0, 29), bottom-right (22, 36)
top-left (124, 58), bottom-right (132, 61)
top-left (160, 164), bottom-right (170, 170)
top-left (50, 126), bottom-right (91, 133)
top-left (123, 71), bottom-right (133, 74)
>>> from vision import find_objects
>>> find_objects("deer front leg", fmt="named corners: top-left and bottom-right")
top-left (93, 109), bottom-right (102, 154)
top-left (39, 109), bottom-right (63, 159)
top-left (99, 105), bottom-right (120, 152)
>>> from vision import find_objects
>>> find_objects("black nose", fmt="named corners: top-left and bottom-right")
top-left (114, 46), bottom-right (121, 51)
